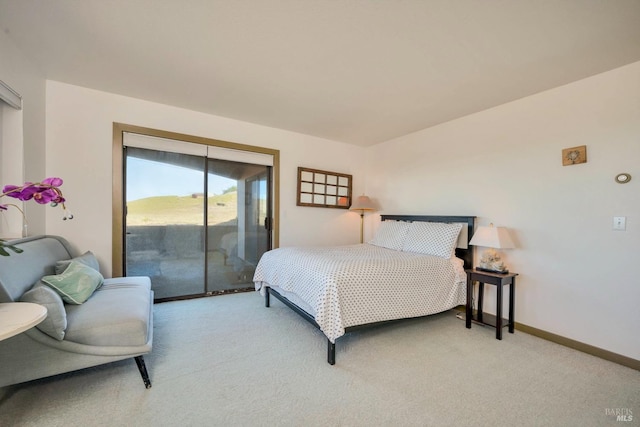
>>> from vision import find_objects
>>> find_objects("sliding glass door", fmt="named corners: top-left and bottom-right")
top-left (123, 134), bottom-right (274, 301)
top-left (244, 171), bottom-right (270, 266)
top-left (205, 158), bottom-right (271, 293)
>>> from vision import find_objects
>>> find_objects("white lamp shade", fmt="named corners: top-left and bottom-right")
top-left (469, 225), bottom-right (515, 249)
top-left (349, 195), bottom-right (376, 211)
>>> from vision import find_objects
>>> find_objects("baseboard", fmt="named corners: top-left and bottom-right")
top-left (514, 322), bottom-right (640, 371)
top-left (454, 305), bottom-right (639, 371)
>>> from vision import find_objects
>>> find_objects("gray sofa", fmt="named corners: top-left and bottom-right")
top-left (0, 235), bottom-right (153, 388)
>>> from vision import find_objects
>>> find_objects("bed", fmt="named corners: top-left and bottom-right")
top-left (253, 215), bottom-right (476, 364)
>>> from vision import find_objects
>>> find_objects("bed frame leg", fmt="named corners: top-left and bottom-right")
top-left (328, 339), bottom-right (335, 365)
top-left (265, 288), bottom-right (270, 307)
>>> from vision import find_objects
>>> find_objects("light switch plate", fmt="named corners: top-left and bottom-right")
top-left (613, 216), bottom-right (626, 231)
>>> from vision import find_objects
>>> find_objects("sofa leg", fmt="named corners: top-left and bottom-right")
top-left (134, 356), bottom-right (152, 389)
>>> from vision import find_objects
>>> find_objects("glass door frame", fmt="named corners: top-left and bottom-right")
top-left (112, 123), bottom-right (280, 278)
top-left (242, 168), bottom-right (271, 266)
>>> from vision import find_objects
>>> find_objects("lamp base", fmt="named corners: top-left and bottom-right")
top-left (476, 266), bottom-right (510, 275)
top-left (478, 249), bottom-right (508, 274)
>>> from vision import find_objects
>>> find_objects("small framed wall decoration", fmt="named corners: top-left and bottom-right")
top-left (562, 145), bottom-right (587, 166)
top-left (297, 167), bottom-right (352, 209)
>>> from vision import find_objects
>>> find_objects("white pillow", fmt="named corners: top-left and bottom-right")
top-left (402, 221), bottom-right (463, 258)
top-left (369, 220), bottom-right (410, 251)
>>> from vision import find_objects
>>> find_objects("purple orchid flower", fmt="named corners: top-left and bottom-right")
top-left (32, 188), bottom-right (59, 204)
top-left (1, 177), bottom-right (71, 220)
top-left (2, 178), bottom-right (66, 203)
top-left (42, 177), bottom-right (63, 187)
top-left (1, 177), bottom-right (72, 256)
top-left (2, 184), bottom-right (24, 199)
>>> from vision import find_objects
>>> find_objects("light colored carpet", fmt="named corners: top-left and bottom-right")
top-left (0, 292), bottom-right (638, 427)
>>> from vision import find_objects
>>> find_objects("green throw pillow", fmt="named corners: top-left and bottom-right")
top-left (42, 260), bottom-right (104, 305)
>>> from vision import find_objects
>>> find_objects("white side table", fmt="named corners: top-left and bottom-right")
top-left (0, 302), bottom-right (48, 341)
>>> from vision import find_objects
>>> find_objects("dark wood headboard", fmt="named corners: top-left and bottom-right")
top-left (380, 215), bottom-right (476, 270)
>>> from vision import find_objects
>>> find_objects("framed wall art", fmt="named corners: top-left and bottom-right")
top-left (297, 167), bottom-right (352, 209)
top-left (562, 145), bottom-right (587, 166)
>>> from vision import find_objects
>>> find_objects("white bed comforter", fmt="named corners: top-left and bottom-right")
top-left (253, 244), bottom-right (466, 342)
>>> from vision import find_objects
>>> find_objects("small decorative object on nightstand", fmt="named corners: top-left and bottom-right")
top-left (469, 223), bottom-right (515, 273)
top-left (465, 269), bottom-right (518, 340)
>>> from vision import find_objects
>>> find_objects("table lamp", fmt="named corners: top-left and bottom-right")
top-left (469, 223), bottom-right (515, 273)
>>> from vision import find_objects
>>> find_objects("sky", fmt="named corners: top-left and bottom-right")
top-left (126, 157), bottom-right (235, 201)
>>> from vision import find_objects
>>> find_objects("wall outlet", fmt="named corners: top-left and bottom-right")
top-left (613, 216), bottom-right (626, 231)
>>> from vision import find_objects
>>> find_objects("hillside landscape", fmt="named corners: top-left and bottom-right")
top-left (127, 192), bottom-right (238, 226)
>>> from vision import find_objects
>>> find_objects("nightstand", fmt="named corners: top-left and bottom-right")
top-left (465, 269), bottom-right (518, 340)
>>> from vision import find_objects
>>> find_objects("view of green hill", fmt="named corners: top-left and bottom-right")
top-left (127, 192), bottom-right (238, 226)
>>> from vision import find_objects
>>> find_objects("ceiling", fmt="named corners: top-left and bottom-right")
top-left (1, 0), bottom-right (640, 146)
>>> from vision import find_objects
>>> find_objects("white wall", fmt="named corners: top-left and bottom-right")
top-left (45, 81), bottom-right (366, 275)
top-left (0, 29), bottom-right (47, 236)
top-left (367, 62), bottom-right (639, 360)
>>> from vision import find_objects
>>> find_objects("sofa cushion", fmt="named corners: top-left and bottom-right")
top-left (64, 277), bottom-right (152, 347)
top-left (55, 251), bottom-right (100, 275)
top-left (0, 236), bottom-right (73, 302)
top-left (41, 261), bottom-right (104, 305)
top-left (20, 281), bottom-right (67, 340)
